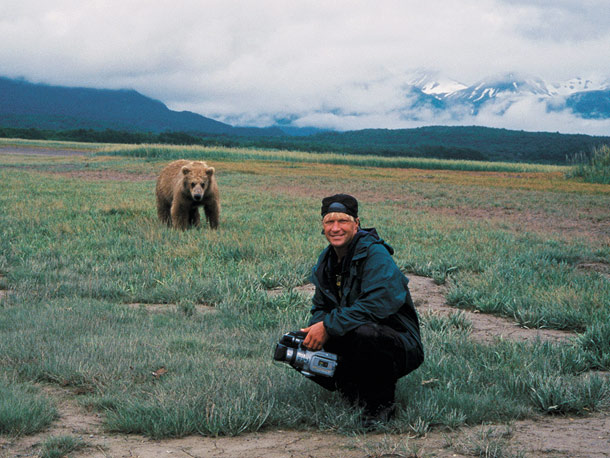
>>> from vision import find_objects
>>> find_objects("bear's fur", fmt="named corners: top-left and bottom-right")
top-left (155, 160), bottom-right (220, 230)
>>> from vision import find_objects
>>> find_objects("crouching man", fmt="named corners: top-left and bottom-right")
top-left (301, 194), bottom-right (424, 425)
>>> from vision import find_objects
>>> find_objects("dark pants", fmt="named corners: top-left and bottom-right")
top-left (310, 323), bottom-right (419, 415)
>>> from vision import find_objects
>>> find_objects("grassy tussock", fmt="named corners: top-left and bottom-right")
top-left (0, 377), bottom-right (57, 436)
top-left (39, 435), bottom-right (87, 458)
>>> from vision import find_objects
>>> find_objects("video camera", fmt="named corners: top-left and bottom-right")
top-left (273, 331), bottom-right (339, 378)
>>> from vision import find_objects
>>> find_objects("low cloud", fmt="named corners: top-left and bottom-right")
top-left (1, 0), bottom-right (610, 135)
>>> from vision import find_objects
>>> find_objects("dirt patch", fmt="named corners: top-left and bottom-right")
top-left (1, 146), bottom-right (156, 181)
top-left (267, 283), bottom-right (317, 297)
top-left (0, 385), bottom-right (106, 458)
top-left (48, 169), bottom-right (157, 182)
top-left (408, 275), bottom-right (576, 344)
top-left (0, 146), bottom-right (92, 156)
top-left (577, 261), bottom-right (610, 280)
top-left (426, 205), bottom-right (610, 242)
top-left (267, 274), bottom-right (575, 344)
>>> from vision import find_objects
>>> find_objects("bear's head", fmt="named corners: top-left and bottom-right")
top-left (181, 162), bottom-right (215, 202)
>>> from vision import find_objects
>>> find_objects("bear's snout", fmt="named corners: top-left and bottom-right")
top-left (191, 183), bottom-right (206, 201)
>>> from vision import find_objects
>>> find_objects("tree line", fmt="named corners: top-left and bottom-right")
top-left (2, 125), bottom-right (608, 164)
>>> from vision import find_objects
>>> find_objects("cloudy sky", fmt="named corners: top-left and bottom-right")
top-left (2, 0), bottom-right (610, 134)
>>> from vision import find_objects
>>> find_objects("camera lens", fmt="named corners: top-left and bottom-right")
top-left (273, 344), bottom-right (288, 361)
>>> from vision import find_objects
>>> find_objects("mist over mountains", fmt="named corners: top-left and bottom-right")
top-left (407, 72), bottom-right (610, 119)
top-left (268, 71), bottom-right (610, 131)
top-left (197, 71), bottom-right (610, 135)
top-left (2, 73), bottom-right (610, 137)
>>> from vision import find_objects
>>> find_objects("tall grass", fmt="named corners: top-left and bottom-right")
top-left (567, 144), bottom-right (610, 184)
top-left (98, 144), bottom-right (567, 173)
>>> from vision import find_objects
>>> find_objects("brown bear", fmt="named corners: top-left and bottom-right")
top-left (155, 160), bottom-right (220, 230)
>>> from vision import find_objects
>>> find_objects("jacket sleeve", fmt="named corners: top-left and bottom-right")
top-left (322, 243), bottom-right (408, 336)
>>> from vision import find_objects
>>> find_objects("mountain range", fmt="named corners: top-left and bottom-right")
top-left (2, 73), bottom-right (610, 137)
top-left (0, 77), bottom-right (282, 136)
top-left (406, 72), bottom-right (610, 119)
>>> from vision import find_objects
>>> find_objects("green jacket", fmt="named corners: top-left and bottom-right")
top-left (309, 228), bottom-right (423, 366)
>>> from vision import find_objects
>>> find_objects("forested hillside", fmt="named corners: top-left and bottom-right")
top-left (0, 77), bottom-right (281, 137)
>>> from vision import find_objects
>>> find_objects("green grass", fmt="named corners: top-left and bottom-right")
top-left (573, 322), bottom-right (610, 370)
top-left (0, 137), bottom-right (105, 151)
top-left (0, 376), bottom-right (57, 436)
top-left (446, 241), bottom-right (610, 331)
top-left (567, 144), bottom-right (610, 184)
top-left (98, 144), bottom-right (568, 173)
top-left (39, 435), bottom-right (87, 458)
top-left (0, 144), bottom-right (608, 439)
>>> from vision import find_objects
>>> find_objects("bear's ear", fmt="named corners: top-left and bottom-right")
top-left (181, 166), bottom-right (191, 175)
top-left (206, 167), bottom-right (215, 176)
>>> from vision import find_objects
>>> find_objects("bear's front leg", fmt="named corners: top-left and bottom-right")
top-left (189, 208), bottom-right (201, 227)
top-left (171, 202), bottom-right (191, 230)
top-left (157, 199), bottom-right (172, 226)
top-left (204, 200), bottom-right (220, 229)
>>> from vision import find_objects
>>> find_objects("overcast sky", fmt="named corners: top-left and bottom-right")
top-left (2, 0), bottom-right (610, 134)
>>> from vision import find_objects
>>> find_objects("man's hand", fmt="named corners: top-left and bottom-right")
top-left (301, 321), bottom-right (328, 350)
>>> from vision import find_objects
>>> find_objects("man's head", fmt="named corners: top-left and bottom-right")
top-left (321, 194), bottom-right (360, 256)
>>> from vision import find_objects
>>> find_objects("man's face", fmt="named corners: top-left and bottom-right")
top-left (322, 213), bottom-right (359, 251)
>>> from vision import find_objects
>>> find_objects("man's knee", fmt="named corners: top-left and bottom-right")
top-left (325, 323), bottom-right (382, 355)
top-left (351, 322), bottom-right (380, 341)
top-left (329, 323), bottom-right (404, 362)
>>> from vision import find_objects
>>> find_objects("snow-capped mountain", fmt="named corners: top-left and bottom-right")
top-left (549, 77), bottom-right (609, 96)
top-left (403, 72), bottom-right (610, 119)
top-left (266, 72), bottom-right (610, 132)
top-left (446, 74), bottom-right (551, 102)
top-left (407, 71), bottom-right (467, 95)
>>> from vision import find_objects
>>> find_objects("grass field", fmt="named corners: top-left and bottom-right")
top-left (0, 141), bottom-right (609, 442)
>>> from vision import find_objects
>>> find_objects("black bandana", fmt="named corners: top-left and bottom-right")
top-left (321, 194), bottom-right (358, 218)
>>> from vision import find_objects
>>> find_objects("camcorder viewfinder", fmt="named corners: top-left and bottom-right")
top-left (273, 331), bottom-right (338, 378)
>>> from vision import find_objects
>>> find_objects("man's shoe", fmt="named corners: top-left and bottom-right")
top-left (362, 404), bottom-right (396, 429)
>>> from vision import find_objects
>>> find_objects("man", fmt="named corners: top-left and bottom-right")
top-left (301, 194), bottom-right (424, 424)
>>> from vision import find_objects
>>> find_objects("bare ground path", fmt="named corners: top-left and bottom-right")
top-left (1, 385), bottom-right (608, 458)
